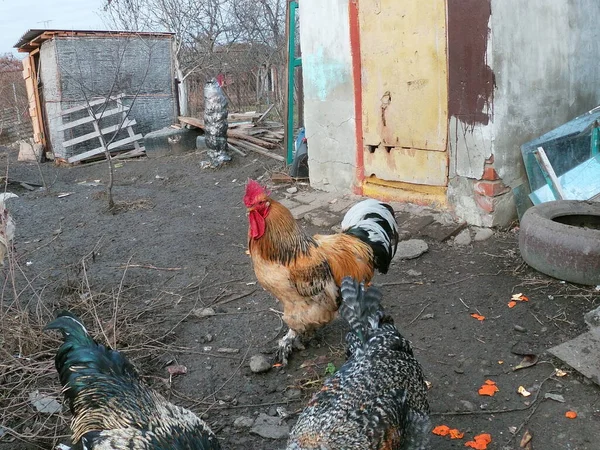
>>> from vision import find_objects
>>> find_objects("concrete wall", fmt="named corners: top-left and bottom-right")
top-left (448, 0), bottom-right (600, 226)
top-left (40, 35), bottom-right (176, 159)
top-left (298, 0), bottom-right (356, 192)
top-left (491, 0), bottom-right (600, 186)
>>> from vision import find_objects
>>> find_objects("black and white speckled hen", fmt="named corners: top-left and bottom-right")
top-left (46, 311), bottom-right (221, 450)
top-left (286, 277), bottom-right (431, 450)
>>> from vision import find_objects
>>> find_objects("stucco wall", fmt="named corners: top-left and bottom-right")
top-left (298, 0), bottom-right (356, 192)
top-left (449, 0), bottom-right (600, 225)
top-left (491, 0), bottom-right (600, 187)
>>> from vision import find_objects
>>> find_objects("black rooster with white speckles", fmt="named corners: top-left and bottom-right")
top-left (287, 277), bottom-right (431, 450)
top-left (46, 311), bottom-right (221, 450)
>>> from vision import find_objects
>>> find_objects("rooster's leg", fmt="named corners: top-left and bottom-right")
top-left (276, 329), bottom-right (304, 366)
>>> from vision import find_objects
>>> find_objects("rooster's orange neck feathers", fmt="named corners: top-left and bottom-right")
top-left (248, 200), bottom-right (316, 264)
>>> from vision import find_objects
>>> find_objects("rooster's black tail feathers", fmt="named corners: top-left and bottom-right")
top-left (341, 199), bottom-right (399, 274)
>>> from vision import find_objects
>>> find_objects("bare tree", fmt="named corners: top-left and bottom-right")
top-left (102, 0), bottom-right (287, 116)
top-left (58, 35), bottom-right (154, 210)
top-left (0, 54), bottom-right (30, 143)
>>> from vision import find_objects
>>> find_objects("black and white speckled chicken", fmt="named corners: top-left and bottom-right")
top-left (287, 277), bottom-right (431, 450)
top-left (46, 311), bottom-right (221, 450)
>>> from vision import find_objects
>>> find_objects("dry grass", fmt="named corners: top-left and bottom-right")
top-left (91, 190), bottom-right (153, 213)
top-left (111, 198), bottom-right (153, 213)
top-left (0, 250), bottom-right (184, 448)
top-left (0, 305), bottom-right (66, 448)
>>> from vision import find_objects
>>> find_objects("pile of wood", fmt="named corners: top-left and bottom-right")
top-left (178, 107), bottom-right (285, 162)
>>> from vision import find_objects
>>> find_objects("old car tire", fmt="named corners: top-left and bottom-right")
top-left (519, 200), bottom-right (600, 285)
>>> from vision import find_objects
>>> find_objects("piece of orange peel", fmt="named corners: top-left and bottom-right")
top-left (432, 425), bottom-right (464, 439)
top-left (478, 380), bottom-right (499, 396)
top-left (517, 385), bottom-right (531, 397)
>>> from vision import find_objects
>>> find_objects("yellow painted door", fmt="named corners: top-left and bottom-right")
top-left (359, 0), bottom-right (448, 186)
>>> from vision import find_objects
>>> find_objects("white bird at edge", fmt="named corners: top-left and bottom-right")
top-left (0, 192), bottom-right (18, 265)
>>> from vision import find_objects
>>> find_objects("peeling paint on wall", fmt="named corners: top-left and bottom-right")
top-left (448, 0), bottom-right (495, 126)
top-left (298, 0), bottom-right (356, 193)
top-left (302, 47), bottom-right (350, 102)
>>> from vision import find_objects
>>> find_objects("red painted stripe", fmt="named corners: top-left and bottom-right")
top-left (348, 0), bottom-right (364, 195)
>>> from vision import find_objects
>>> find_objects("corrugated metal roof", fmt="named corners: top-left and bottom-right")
top-left (14, 29), bottom-right (175, 52)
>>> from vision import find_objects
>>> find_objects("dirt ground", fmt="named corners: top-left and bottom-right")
top-left (1, 145), bottom-right (599, 450)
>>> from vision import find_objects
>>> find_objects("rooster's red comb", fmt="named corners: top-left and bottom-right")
top-left (244, 179), bottom-right (269, 206)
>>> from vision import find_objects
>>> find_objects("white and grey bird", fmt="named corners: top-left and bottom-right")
top-left (287, 277), bottom-right (431, 450)
top-left (0, 192), bottom-right (18, 265)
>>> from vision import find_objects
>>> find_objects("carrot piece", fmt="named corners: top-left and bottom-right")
top-left (432, 425), bottom-right (450, 436)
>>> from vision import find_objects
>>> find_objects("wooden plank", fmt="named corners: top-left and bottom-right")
top-left (180, 115), bottom-right (280, 149)
top-left (86, 104), bottom-right (105, 152)
top-left (229, 138), bottom-right (284, 162)
top-left (271, 172), bottom-right (293, 183)
top-left (259, 137), bottom-right (282, 144)
top-left (22, 55), bottom-right (46, 148)
top-left (60, 94), bottom-right (126, 115)
top-left (179, 116), bottom-right (204, 129)
top-left (247, 129), bottom-right (267, 136)
top-left (534, 146), bottom-right (566, 200)
top-left (58, 105), bottom-right (129, 131)
top-left (228, 143), bottom-right (248, 157)
top-left (229, 112), bottom-right (260, 120)
top-left (62, 119), bottom-right (137, 148)
top-left (117, 97), bottom-right (142, 152)
top-left (257, 104), bottom-right (275, 122)
top-left (67, 134), bottom-right (143, 163)
top-left (114, 147), bottom-right (146, 160)
top-left (227, 131), bottom-right (279, 149)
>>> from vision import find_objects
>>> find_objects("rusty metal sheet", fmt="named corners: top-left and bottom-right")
top-left (364, 146), bottom-right (448, 186)
top-left (359, 0), bottom-right (448, 152)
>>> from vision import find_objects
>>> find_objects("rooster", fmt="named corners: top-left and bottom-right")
top-left (45, 311), bottom-right (222, 450)
top-left (286, 277), bottom-right (431, 450)
top-left (244, 180), bottom-right (399, 365)
top-left (0, 192), bottom-right (18, 265)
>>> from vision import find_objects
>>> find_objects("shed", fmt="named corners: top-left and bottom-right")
top-left (15, 29), bottom-right (177, 162)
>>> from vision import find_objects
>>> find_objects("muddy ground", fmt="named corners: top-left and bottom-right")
top-left (0, 145), bottom-right (599, 450)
